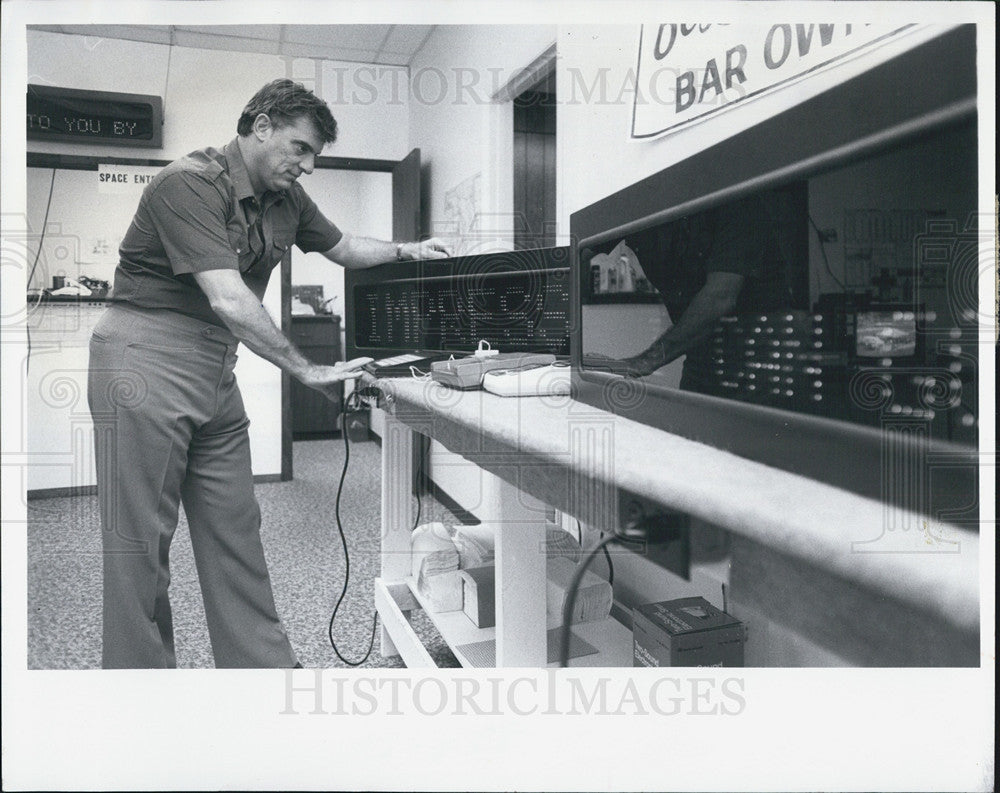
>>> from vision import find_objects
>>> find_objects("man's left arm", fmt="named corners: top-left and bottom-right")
top-left (322, 232), bottom-right (451, 269)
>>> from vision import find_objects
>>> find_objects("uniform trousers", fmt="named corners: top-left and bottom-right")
top-left (87, 303), bottom-right (297, 668)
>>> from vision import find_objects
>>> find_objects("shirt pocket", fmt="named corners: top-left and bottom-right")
top-left (267, 233), bottom-right (294, 270)
top-left (226, 224), bottom-right (253, 273)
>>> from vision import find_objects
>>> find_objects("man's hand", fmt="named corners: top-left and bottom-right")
top-left (620, 340), bottom-right (669, 377)
top-left (400, 238), bottom-right (451, 260)
top-left (299, 357), bottom-right (374, 400)
top-left (617, 272), bottom-right (745, 377)
top-left (324, 234), bottom-right (452, 269)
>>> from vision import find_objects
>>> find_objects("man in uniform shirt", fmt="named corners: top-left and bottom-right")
top-left (619, 192), bottom-right (793, 394)
top-left (88, 79), bottom-right (450, 668)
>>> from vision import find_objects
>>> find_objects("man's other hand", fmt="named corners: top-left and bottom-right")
top-left (300, 357), bottom-right (373, 399)
top-left (403, 238), bottom-right (452, 260)
top-left (620, 343), bottom-right (669, 377)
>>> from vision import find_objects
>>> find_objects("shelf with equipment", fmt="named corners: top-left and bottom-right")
top-left (373, 575), bottom-right (633, 668)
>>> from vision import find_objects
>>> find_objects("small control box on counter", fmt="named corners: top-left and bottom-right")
top-left (632, 596), bottom-right (744, 667)
top-left (430, 352), bottom-right (556, 390)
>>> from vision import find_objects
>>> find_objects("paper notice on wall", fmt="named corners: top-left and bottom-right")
top-left (85, 236), bottom-right (120, 266)
top-left (443, 172), bottom-right (482, 256)
top-left (631, 23), bottom-right (929, 139)
top-left (97, 163), bottom-right (159, 194)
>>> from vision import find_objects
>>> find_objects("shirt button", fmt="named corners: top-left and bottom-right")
top-left (203, 328), bottom-right (215, 336)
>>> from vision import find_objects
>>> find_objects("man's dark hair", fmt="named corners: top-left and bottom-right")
top-left (237, 79), bottom-right (338, 143)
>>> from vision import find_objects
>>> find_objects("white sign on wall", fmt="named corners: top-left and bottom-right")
top-left (96, 163), bottom-right (158, 194)
top-left (631, 23), bottom-right (919, 139)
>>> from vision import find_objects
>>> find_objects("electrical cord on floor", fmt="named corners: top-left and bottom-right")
top-left (327, 388), bottom-right (378, 666)
top-left (558, 532), bottom-right (619, 668)
top-left (327, 385), bottom-right (425, 666)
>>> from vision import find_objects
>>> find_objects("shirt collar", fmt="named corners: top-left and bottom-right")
top-left (223, 138), bottom-right (256, 202)
top-left (223, 137), bottom-right (287, 206)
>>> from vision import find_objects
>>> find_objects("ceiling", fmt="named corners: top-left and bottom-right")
top-left (30, 25), bottom-right (437, 67)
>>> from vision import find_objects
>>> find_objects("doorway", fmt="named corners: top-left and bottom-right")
top-left (512, 64), bottom-right (557, 250)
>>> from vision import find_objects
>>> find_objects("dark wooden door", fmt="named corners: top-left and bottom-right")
top-left (392, 148), bottom-right (422, 241)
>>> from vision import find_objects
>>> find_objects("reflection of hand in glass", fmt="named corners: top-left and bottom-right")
top-left (621, 271), bottom-right (745, 376)
top-left (620, 337), bottom-right (670, 376)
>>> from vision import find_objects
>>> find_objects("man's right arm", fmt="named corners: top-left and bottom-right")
top-left (623, 271), bottom-right (744, 376)
top-left (193, 269), bottom-right (370, 399)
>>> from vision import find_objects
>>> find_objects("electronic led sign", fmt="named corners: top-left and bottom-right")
top-left (27, 85), bottom-right (163, 148)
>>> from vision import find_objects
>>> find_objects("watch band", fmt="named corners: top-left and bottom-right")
top-left (396, 242), bottom-right (405, 261)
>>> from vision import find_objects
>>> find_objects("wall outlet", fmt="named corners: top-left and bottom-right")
top-left (616, 491), bottom-right (691, 580)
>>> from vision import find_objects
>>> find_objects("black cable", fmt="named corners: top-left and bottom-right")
top-left (599, 529), bottom-right (614, 587)
top-left (579, 520), bottom-right (614, 587)
top-left (558, 533), bottom-right (618, 667)
top-left (27, 169), bottom-right (56, 291)
top-left (25, 169), bottom-right (57, 374)
top-left (413, 438), bottom-right (424, 529)
top-left (162, 32), bottom-right (174, 118)
top-left (327, 389), bottom-right (378, 666)
top-left (808, 213), bottom-right (846, 290)
top-left (326, 386), bottom-right (425, 666)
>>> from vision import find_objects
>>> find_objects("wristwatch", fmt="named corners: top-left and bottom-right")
top-left (396, 242), bottom-right (405, 261)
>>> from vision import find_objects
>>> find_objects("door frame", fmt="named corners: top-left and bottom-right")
top-left (281, 150), bottom-right (421, 479)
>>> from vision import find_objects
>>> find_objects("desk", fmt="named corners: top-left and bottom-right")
top-left (372, 377), bottom-right (980, 668)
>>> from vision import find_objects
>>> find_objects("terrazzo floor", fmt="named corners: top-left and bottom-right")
top-left (26, 437), bottom-right (462, 669)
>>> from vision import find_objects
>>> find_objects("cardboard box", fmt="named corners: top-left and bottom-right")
top-left (632, 597), bottom-right (744, 667)
top-left (459, 566), bottom-right (495, 628)
top-left (546, 556), bottom-right (612, 628)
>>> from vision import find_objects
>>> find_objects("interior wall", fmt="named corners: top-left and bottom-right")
top-left (408, 25), bottom-right (558, 252)
top-left (555, 24), bottom-right (960, 229)
top-left (26, 29), bottom-right (410, 160)
top-left (26, 166), bottom-right (161, 291)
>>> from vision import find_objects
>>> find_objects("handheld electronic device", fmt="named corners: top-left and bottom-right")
top-left (431, 352), bottom-right (556, 390)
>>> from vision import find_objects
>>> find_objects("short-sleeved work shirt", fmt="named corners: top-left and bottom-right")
top-left (637, 193), bottom-right (791, 323)
top-left (112, 137), bottom-right (342, 326)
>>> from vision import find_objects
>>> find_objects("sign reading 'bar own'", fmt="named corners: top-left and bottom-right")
top-left (631, 23), bottom-right (918, 139)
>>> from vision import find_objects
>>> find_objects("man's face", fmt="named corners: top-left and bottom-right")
top-left (254, 115), bottom-right (325, 193)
